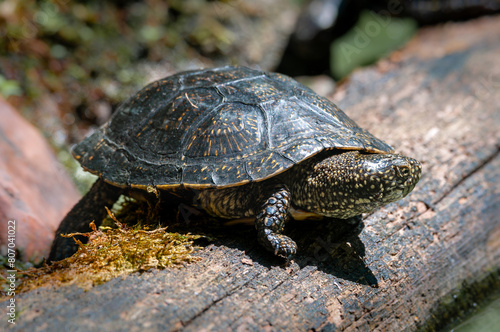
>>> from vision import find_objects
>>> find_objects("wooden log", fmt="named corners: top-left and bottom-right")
top-left (2, 15), bottom-right (500, 331)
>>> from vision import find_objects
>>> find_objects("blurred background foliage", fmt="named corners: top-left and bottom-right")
top-left (0, 0), bottom-right (298, 145)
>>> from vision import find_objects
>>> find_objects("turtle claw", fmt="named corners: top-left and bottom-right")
top-left (257, 229), bottom-right (297, 258)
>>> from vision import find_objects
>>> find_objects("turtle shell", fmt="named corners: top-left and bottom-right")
top-left (73, 66), bottom-right (393, 189)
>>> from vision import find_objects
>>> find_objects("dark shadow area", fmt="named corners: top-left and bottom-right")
top-left (147, 192), bottom-right (378, 286)
top-left (288, 216), bottom-right (379, 286)
top-left (47, 185), bottom-right (379, 286)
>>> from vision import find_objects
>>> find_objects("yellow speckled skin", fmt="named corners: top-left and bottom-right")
top-left (196, 151), bottom-right (421, 257)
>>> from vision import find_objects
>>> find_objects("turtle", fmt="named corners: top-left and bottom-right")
top-left (48, 66), bottom-right (421, 262)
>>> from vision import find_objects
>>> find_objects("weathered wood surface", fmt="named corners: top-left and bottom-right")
top-left (2, 15), bottom-right (500, 332)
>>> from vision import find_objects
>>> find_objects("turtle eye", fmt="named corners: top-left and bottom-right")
top-left (395, 165), bottom-right (410, 178)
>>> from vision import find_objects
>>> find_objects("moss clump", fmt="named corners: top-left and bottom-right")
top-left (419, 269), bottom-right (500, 331)
top-left (0, 206), bottom-right (203, 297)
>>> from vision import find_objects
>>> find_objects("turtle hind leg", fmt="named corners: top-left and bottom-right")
top-left (48, 178), bottom-right (122, 262)
top-left (255, 186), bottom-right (297, 258)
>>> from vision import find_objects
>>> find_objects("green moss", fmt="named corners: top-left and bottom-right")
top-left (0, 200), bottom-right (206, 297)
top-left (419, 269), bottom-right (500, 331)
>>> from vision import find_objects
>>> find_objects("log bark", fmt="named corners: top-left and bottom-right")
top-left (2, 15), bottom-right (500, 332)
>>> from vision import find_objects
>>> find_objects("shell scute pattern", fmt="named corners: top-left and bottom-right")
top-left (212, 162), bottom-right (251, 186)
top-left (265, 72), bottom-right (307, 91)
top-left (180, 66), bottom-right (259, 89)
top-left (74, 66), bottom-right (393, 189)
top-left (131, 88), bottom-right (223, 159)
top-left (243, 151), bottom-right (292, 181)
top-left (110, 77), bottom-right (181, 145)
top-left (182, 164), bottom-right (215, 185)
top-left (265, 98), bottom-right (333, 150)
top-left (184, 102), bottom-right (264, 159)
top-left (281, 141), bottom-right (324, 163)
top-left (218, 78), bottom-right (286, 105)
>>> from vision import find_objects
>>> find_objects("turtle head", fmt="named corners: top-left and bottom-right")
top-left (295, 151), bottom-right (422, 218)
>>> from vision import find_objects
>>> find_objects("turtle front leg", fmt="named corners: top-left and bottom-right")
top-left (255, 186), bottom-right (297, 258)
top-left (48, 178), bottom-right (122, 262)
